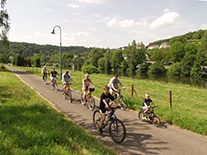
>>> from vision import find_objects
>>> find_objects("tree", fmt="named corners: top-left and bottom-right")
top-left (125, 40), bottom-right (146, 72)
top-left (88, 48), bottom-right (104, 67)
top-left (0, 0), bottom-right (10, 46)
top-left (104, 48), bottom-right (112, 74)
top-left (110, 49), bottom-right (124, 71)
top-left (98, 57), bottom-right (105, 71)
top-left (197, 31), bottom-right (207, 66)
top-left (170, 42), bottom-right (185, 62)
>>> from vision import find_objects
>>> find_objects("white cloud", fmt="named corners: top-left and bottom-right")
top-left (107, 18), bottom-right (141, 28)
top-left (76, 0), bottom-right (103, 4)
top-left (199, 23), bottom-right (207, 29)
top-left (163, 8), bottom-right (170, 13)
top-left (149, 11), bottom-right (181, 29)
top-left (67, 3), bottom-right (80, 8)
top-left (197, 0), bottom-right (207, 1)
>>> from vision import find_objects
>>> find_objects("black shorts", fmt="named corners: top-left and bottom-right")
top-left (100, 103), bottom-right (109, 113)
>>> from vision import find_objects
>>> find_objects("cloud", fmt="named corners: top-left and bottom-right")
top-left (197, 0), bottom-right (207, 1)
top-left (107, 18), bottom-right (141, 28)
top-left (149, 11), bottom-right (181, 29)
top-left (76, 0), bottom-right (103, 4)
top-left (67, 3), bottom-right (80, 8)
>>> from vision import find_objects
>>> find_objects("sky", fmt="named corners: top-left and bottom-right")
top-left (5, 0), bottom-right (207, 48)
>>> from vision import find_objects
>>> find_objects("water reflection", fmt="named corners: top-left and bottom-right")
top-left (104, 70), bottom-right (207, 88)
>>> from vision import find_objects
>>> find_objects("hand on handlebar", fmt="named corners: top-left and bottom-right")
top-left (122, 87), bottom-right (126, 90)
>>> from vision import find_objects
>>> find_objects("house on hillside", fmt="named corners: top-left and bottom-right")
top-left (160, 42), bottom-right (170, 48)
top-left (147, 44), bottom-right (159, 50)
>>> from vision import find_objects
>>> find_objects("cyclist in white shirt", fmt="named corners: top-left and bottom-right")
top-left (62, 71), bottom-right (74, 95)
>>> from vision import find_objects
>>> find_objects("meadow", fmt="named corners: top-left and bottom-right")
top-left (0, 66), bottom-right (117, 155)
top-left (17, 66), bottom-right (207, 135)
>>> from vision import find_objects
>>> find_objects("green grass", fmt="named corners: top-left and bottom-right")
top-left (15, 66), bottom-right (207, 135)
top-left (0, 66), bottom-right (117, 155)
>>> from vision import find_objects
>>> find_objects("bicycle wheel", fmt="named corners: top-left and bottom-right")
top-left (88, 96), bottom-right (95, 111)
top-left (80, 93), bottom-right (84, 105)
top-left (152, 114), bottom-right (161, 127)
top-left (109, 119), bottom-right (126, 143)
top-left (93, 110), bottom-right (102, 130)
top-left (118, 96), bottom-right (127, 110)
top-left (138, 110), bottom-right (145, 121)
top-left (68, 90), bottom-right (72, 103)
top-left (55, 85), bottom-right (58, 92)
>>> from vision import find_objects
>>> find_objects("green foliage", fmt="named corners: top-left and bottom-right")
top-left (98, 57), bottom-right (105, 71)
top-left (137, 62), bottom-right (151, 73)
top-left (170, 42), bottom-right (185, 62)
top-left (81, 65), bottom-right (99, 74)
top-left (104, 49), bottom-right (112, 74)
top-left (32, 54), bottom-right (41, 67)
top-left (125, 40), bottom-right (146, 72)
top-left (197, 31), bottom-right (207, 66)
top-left (148, 62), bottom-right (166, 74)
top-left (110, 49), bottom-right (124, 71)
top-left (87, 48), bottom-right (104, 67)
top-left (169, 62), bottom-right (182, 75)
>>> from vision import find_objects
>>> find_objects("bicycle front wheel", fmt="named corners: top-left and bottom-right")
top-left (152, 114), bottom-right (161, 127)
top-left (109, 119), bottom-right (126, 143)
top-left (88, 96), bottom-right (95, 111)
top-left (93, 110), bottom-right (102, 130)
top-left (118, 96), bottom-right (127, 110)
top-left (68, 90), bottom-right (72, 103)
top-left (138, 110), bottom-right (145, 121)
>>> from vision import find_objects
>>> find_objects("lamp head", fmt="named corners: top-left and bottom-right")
top-left (51, 30), bottom-right (55, 34)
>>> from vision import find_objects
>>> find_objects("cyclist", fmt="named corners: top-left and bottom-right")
top-left (62, 70), bottom-right (74, 95)
top-left (50, 68), bottom-right (58, 86)
top-left (108, 74), bottom-right (126, 98)
top-left (99, 85), bottom-right (121, 135)
top-left (142, 93), bottom-right (158, 115)
top-left (82, 74), bottom-right (95, 105)
top-left (41, 66), bottom-right (48, 81)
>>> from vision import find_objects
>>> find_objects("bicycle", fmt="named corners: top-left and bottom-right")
top-left (50, 78), bottom-right (58, 92)
top-left (93, 106), bottom-right (126, 143)
top-left (43, 73), bottom-right (47, 85)
top-left (112, 88), bottom-right (127, 110)
top-left (138, 106), bottom-right (161, 127)
top-left (81, 86), bottom-right (96, 111)
top-left (62, 83), bottom-right (73, 103)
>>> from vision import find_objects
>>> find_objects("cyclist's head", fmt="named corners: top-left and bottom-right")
top-left (53, 68), bottom-right (55, 71)
top-left (85, 74), bottom-right (89, 78)
top-left (66, 71), bottom-right (69, 74)
top-left (114, 74), bottom-right (118, 79)
top-left (104, 85), bottom-right (109, 94)
top-left (145, 93), bottom-right (150, 99)
top-left (44, 66), bottom-right (46, 68)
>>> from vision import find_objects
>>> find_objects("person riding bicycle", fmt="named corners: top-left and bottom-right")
top-left (62, 70), bottom-right (74, 95)
top-left (82, 74), bottom-right (95, 105)
top-left (50, 68), bottom-right (58, 86)
top-left (99, 85), bottom-right (121, 135)
top-left (108, 74), bottom-right (126, 99)
top-left (41, 66), bottom-right (48, 81)
top-left (142, 93), bottom-right (158, 116)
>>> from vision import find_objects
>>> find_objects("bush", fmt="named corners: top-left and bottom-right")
top-left (169, 62), bottom-right (182, 75)
top-left (137, 62), bottom-right (151, 73)
top-left (148, 62), bottom-right (166, 74)
top-left (82, 65), bottom-right (99, 74)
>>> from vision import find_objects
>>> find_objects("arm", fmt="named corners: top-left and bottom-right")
top-left (114, 99), bottom-right (121, 107)
top-left (90, 79), bottom-right (95, 87)
top-left (152, 101), bottom-right (158, 107)
top-left (103, 99), bottom-right (109, 109)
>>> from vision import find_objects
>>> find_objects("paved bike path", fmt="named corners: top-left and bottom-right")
top-left (7, 66), bottom-right (207, 155)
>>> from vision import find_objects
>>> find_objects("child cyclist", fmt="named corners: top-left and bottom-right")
top-left (99, 85), bottom-right (121, 135)
top-left (142, 93), bottom-right (158, 115)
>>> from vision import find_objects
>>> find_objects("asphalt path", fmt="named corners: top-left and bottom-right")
top-left (7, 66), bottom-right (207, 155)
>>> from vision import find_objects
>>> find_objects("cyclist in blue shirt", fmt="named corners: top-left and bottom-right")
top-left (142, 93), bottom-right (157, 115)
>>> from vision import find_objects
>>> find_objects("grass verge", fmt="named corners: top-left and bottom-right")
top-left (15, 66), bottom-right (207, 135)
top-left (0, 66), bottom-right (117, 155)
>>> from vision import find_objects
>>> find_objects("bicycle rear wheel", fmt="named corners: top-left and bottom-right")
top-left (88, 96), bottom-right (95, 111)
top-left (109, 119), bottom-right (126, 143)
top-left (80, 93), bottom-right (85, 105)
top-left (118, 96), bottom-right (127, 110)
top-left (93, 110), bottom-right (102, 130)
top-left (152, 114), bottom-right (161, 127)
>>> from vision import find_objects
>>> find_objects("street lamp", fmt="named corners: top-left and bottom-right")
top-left (51, 25), bottom-right (62, 79)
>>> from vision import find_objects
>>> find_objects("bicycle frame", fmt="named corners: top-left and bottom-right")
top-left (102, 109), bottom-right (117, 128)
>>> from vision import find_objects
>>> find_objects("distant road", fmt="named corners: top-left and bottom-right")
top-left (7, 66), bottom-right (207, 155)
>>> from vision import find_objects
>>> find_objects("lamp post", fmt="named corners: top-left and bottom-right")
top-left (51, 25), bottom-right (62, 79)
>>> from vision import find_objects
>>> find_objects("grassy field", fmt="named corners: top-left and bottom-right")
top-left (0, 66), bottom-right (117, 155)
top-left (16, 66), bottom-right (207, 135)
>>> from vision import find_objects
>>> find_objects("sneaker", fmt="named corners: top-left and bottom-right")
top-left (99, 128), bottom-right (103, 135)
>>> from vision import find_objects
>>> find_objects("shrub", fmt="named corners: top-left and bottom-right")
top-left (169, 62), bottom-right (182, 75)
top-left (82, 65), bottom-right (99, 74)
top-left (137, 62), bottom-right (151, 73)
top-left (148, 62), bottom-right (166, 74)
